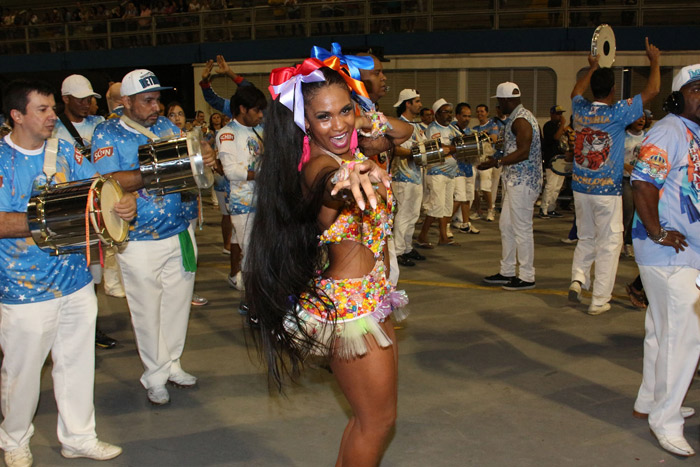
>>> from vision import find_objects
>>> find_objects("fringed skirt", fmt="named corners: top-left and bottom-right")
top-left (285, 260), bottom-right (409, 360)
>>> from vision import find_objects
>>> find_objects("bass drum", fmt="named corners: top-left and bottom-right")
top-left (27, 177), bottom-right (129, 255)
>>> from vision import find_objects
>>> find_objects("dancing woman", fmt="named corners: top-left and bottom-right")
top-left (246, 60), bottom-right (411, 466)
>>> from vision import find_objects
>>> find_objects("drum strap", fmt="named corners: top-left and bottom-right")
top-left (120, 115), bottom-right (159, 141)
top-left (58, 114), bottom-right (87, 150)
top-left (43, 137), bottom-right (59, 182)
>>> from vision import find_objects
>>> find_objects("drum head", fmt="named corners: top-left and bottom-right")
top-left (186, 132), bottom-right (215, 190)
top-left (591, 24), bottom-right (616, 68)
top-left (96, 178), bottom-right (129, 243)
top-left (550, 155), bottom-right (573, 176)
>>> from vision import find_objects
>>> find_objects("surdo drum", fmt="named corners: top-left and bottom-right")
top-left (138, 132), bottom-right (214, 196)
top-left (27, 177), bottom-right (129, 255)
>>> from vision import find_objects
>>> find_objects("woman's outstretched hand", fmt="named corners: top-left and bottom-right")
top-left (330, 159), bottom-right (391, 210)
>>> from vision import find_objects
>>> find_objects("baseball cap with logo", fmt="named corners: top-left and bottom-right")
top-left (61, 74), bottom-right (101, 99)
top-left (550, 105), bottom-right (565, 114)
top-left (672, 64), bottom-right (700, 92)
top-left (432, 98), bottom-right (453, 115)
top-left (393, 89), bottom-right (420, 107)
top-left (121, 69), bottom-right (173, 96)
top-left (492, 82), bottom-right (521, 99)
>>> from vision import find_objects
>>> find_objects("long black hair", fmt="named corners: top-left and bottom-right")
top-left (245, 67), bottom-right (350, 390)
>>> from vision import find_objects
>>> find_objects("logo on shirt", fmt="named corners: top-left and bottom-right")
top-left (74, 148), bottom-right (84, 165)
top-left (219, 133), bottom-right (234, 143)
top-left (431, 133), bottom-right (440, 140)
top-left (574, 128), bottom-right (611, 171)
top-left (93, 146), bottom-right (113, 163)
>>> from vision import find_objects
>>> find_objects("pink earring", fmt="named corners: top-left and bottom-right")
top-left (298, 134), bottom-right (311, 171)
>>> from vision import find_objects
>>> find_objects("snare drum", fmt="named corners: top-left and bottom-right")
top-left (452, 132), bottom-right (491, 165)
top-left (27, 177), bottom-right (129, 255)
top-left (138, 132), bottom-right (214, 195)
top-left (410, 139), bottom-right (445, 167)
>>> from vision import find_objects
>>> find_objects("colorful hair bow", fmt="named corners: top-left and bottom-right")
top-left (269, 58), bottom-right (326, 131)
top-left (310, 42), bottom-right (375, 111)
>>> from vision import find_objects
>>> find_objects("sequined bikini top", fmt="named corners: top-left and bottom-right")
top-left (318, 153), bottom-right (394, 259)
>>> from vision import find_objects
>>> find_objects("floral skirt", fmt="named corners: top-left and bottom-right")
top-left (285, 260), bottom-right (409, 359)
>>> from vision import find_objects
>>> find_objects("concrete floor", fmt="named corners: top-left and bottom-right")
top-left (22, 202), bottom-right (700, 466)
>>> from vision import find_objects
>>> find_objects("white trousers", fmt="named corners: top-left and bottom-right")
top-left (499, 183), bottom-right (538, 282)
top-left (118, 226), bottom-right (196, 389)
top-left (571, 193), bottom-right (623, 306)
top-left (424, 174), bottom-right (454, 218)
top-left (231, 212), bottom-right (253, 271)
top-left (540, 168), bottom-right (565, 213)
top-left (0, 283), bottom-right (98, 451)
top-left (634, 265), bottom-right (700, 437)
top-left (393, 181), bottom-right (423, 255)
top-left (489, 167), bottom-right (503, 209)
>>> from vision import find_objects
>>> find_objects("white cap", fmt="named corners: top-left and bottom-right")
top-left (492, 82), bottom-right (521, 99)
top-left (672, 64), bottom-right (700, 92)
top-left (393, 89), bottom-right (420, 107)
top-left (61, 74), bottom-right (101, 99)
top-left (432, 98), bottom-right (453, 115)
top-left (121, 69), bottom-right (172, 96)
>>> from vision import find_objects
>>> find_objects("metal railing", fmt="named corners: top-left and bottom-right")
top-left (0, 0), bottom-right (697, 56)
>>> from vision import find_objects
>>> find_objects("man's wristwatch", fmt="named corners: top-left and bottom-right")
top-left (647, 227), bottom-right (668, 244)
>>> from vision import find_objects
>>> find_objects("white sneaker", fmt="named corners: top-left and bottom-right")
top-left (560, 238), bottom-right (578, 244)
top-left (191, 293), bottom-right (208, 306)
top-left (652, 431), bottom-right (695, 457)
top-left (446, 224), bottom-right (453, 239)
top-left (568, 281), bottom-right (582, 303)
top-left (61, 440), bottom-right (122, 461)
top-left (147, 385), bottom-right (170, 405)
top-left (486, 209), bottom-right (495, 222)
top-left (587, 302), bottom-right (611, 316)
top-left (169, 368), bottom-right (197, 388)
top-left (227, 271), bottom-right (245, 291)
top-left (469, 212), bottom-right (481, 221)
top-left (4, 445), bottom-right (32, 467)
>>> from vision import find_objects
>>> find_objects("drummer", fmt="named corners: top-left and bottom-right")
top-left (567, 38), bottom-right (660, 316)
top-left (415, 98), bottom-right (460, 247)
top-left (539, 104), bottom-right (568, 219)
top-left (53, 74), bottom-right (123, 350)
top-left (91, 69), bottom-right (214, 406)
top-left (0, 79), bottom-right (136, 465)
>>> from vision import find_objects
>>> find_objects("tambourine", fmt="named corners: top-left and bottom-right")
top-left (591, 24), bottom-right (616, 68)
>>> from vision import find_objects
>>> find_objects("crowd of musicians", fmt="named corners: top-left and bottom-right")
top-left (1, 36), bottom-right (700, 466)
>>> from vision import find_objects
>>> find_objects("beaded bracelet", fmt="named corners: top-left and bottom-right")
top-left (358, 111), bottom-right (390, 139)
top-left (647, 227), bottom-right (668, 244)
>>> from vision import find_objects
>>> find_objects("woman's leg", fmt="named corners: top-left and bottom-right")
top-left (330, 321), bottom-right (398, 467)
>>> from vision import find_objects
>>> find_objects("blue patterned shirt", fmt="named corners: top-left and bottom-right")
top-left (502, 104), bottom-right (542, 191)
top-left (632, 114), bottom-right (700, 269)
top-left (0, 136), bottom-right (97, 304)
top-left (92, 117), bottom-right (188, 241)
top-left (392, 116), bottom-right (425, 184)
top-left (426, 121), bottom-right (459, 178)
top-left (571, 94), bottom-right (643, 196)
